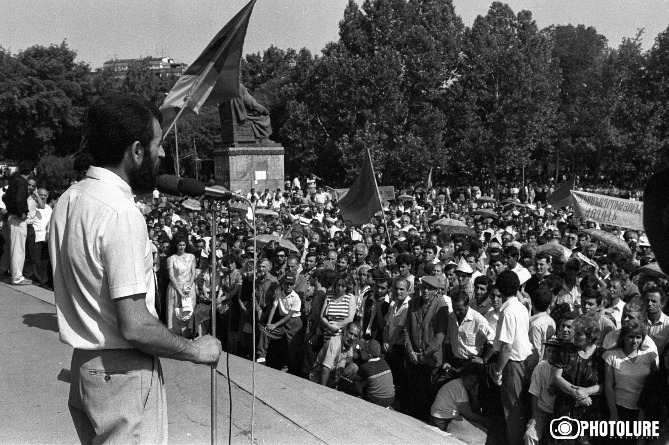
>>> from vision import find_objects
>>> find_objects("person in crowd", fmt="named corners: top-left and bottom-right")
top-left (166, 236), bottom-right (197, 337)
top-left (580, 287), bottom-right (615, 346)
top-left (525, 335), bottom-right (562, 445)
top-left (619, 263), bottom-right (641, 302)
top-left (604, 320), bottom-right (657, 444)
top-left (320, 272), bottom-right (356, 343)
top-left (527, 283), bottom-right (556, 370)
top-left (602, 302), bottom-right (658, 358)
top-left (253, 258), bottom-right (280, 363)
top-left (354, 339), bottom-right (395, 408)
top-left (643, 285), bottom-right (669, 353)
top-left (442, 290), bottom-right (494, 380)
top-left (3, 160), bottom-right (35, 285)
top-left (309, 321), bottom-right (361, 388)
top-left (490, 270), bottom-right (532, 445)
top-left (259, 272), bottom-right (303, 373)
top-left (31, 187), bottom-right (51, 287)
top-left (382, 277), bottom-right (411, 410)
top-left (430, 362), bottom-right (490, 438)
top-left (608, 278), bottom-right (626, 328)
top-left (302, 268), bottom-right (338, 375)
top-left (552, 315), bottom-right (605, 445)
top-left (403, 275), bottom-right (449, 421)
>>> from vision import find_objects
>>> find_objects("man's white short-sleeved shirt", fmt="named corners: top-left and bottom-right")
top-left (494, 296), bottom-right (532, 361)
top-left (49, 166), bottom-right (157, 350)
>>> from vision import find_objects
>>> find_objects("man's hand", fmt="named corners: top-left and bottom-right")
top-left (191, 335), bottom-right (222, 365)
top-left (471, 357), bottom-right (484, 365)
top-left (408, 351), bottom-right (419, 365)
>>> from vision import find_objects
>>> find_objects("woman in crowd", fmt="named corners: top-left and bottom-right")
top-left (552, 315), bottom-right (606, 445)
top-left (167, 236), bottom-right (197, 336)
top-left (319, 273), bottom-right (356, 343)
top-left (604, 320), bottom-right (657, 444)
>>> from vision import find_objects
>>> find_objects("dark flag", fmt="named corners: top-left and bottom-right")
top-left (547, 175), bottom-right (576, 208)
top-left (338, 150), bottom-right (383, 226)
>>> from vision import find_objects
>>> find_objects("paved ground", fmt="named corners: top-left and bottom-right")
top-left (0, 282), bottom-right (461, 445)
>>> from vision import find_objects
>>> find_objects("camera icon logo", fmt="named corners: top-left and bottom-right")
top-left (550, 416), bottom-right (581, 440)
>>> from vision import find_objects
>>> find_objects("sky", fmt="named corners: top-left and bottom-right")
top-left (1, 0), bottom-right (667, 69)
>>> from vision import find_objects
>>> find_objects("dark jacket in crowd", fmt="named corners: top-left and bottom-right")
top-left (3, 174), bottom-right (29, 217)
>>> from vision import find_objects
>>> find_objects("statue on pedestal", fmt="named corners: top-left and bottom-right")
top-left (220, 83), bottom-right (272, 144)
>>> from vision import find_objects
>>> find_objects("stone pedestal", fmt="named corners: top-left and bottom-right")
top-left (213, 142), bottom-right (284, 193)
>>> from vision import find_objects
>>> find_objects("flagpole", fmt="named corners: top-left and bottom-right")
top-left (175, 122), bottom-right (180, 177)
top-left (366, 147), bottom-right (394, 247)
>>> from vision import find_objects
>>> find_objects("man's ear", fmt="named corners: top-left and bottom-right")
top-left (130, 141), bottom-right (144, 164)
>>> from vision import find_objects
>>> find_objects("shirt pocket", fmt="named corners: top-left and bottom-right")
top-left (460, 332), bottom-right (476, 346)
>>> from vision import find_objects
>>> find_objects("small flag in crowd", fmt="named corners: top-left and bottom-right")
top-left (338, 150), bottom-right (383, 226)
top-left (160, 0), bottom-right (257, 129)
top-left (424, 167), bottom-right (433, 190)
top-left (547, 175), bottom-right (575, 208)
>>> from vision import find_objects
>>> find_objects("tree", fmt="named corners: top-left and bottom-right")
top-left (0, 42), bottom-right (94, 160)
top-left (452, 3), bottom-right (560, 181)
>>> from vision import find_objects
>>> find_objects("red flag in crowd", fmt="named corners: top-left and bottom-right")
top-left (338, 149), bottom-right (383, 226)
top-left (547, 175), bottom-right (576, 208)
top-left (160, 0), bottom-right (257, 131)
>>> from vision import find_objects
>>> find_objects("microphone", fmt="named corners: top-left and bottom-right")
top-left (156, 175), bottom-right (240, 201)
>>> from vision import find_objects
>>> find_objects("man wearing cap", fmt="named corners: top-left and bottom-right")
top-left (258, 271), bottom-right (303, 373)
top-left (451, 257), bottom-right (475, 302)
top-left (491, 270), bottom-right (532, 445)
top-left (254, 259), bottom-right (280, 363)
top-left (403, 275), bottom-right (449, 420)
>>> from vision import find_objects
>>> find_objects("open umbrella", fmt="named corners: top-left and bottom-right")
top-left (583, 229), bottom-right (632, 258)
top-left (477, 196), bottom-right (496, 203)
top-left (432, 218), bottom-right (477, 236)
top-left (157, 201), bottom-right (176, 209)
top-left (536, 243), bottom-right (573, 262)
top-left (251, 234), bottom-right (299, 253)
top-left (636, 262), bottom-right (668, 279)
top-left (474, 209), bottom-right (498, 218)
top-left (397, 194), bottom-right (415, 201)
top-left (255, 208), bottom-right (279, 218)
top-left (181, 198), bottom-right (201, 211)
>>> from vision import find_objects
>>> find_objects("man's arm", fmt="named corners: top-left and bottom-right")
top-left (115, 294), bottom-right (221, 365)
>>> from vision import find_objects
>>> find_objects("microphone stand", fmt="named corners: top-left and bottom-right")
top-left (209, 198), bottom-right (218, 445)
top-left (207, 196), bottom-right (254, 445)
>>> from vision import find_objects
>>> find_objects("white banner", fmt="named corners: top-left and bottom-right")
top-left (571, 190), bottom-right (644, 232)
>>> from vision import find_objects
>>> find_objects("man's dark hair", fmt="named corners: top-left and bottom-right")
top-left (83, 94), bottom-right (162, 167)
top-left (452, 290), bottom-right (470, 306)
top-left (535, 252), bottom-right (551, 263)
top-left (496, 270), bottom-right (520, 297)
top-left (531, 283), bottom-right (553, 312)
top-left (396, 252), bottom-right (413, 267)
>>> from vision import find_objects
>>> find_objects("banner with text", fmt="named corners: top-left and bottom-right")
top-left (335, 186), bottom-right (395, 202)
top-left (571, 190), bottom-right (644, 231)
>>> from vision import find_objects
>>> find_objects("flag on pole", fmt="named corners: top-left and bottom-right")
top-left (547, 175), bottom-right (576, 208)
top-left (160, 0), bottom-right (257, 128)
top-left (338, 150), bottom-right (383, 226)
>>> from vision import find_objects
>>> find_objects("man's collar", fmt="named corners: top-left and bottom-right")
top-left (85, 166), bottom-right (133, 197)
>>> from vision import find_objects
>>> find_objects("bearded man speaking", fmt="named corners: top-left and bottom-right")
top-left (49, 95), bottom-right (222, 444)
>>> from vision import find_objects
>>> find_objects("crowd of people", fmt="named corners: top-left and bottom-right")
top-left (138, 177), bottom-right (665, 445)
top-left (1, 160), bottom-right (667, 444)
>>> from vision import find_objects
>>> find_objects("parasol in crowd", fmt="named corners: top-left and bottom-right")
top-left (636, 262), bottom-right (668, 279)
top-left (477, 196), bottom-right (496, 203)
top-left (158, 201), bottom-right (176, 209)
top-left (397, 194), bottom-right (415, 201)
top-left (583, 229), bottom-right (632, 258)
top-left (228, 202), bottom-right (249, 215)
top-left (536, 243), bottom-right (573, 262)
top-left (251, 234), bottom-right (299, 253)
top-left (432, 218), bottom-right (477, 236)
top-left (181, 199), bottom-right (201, 211)
top-left (474, 209), bottom-right (497, 218)
top-left (255, 208), bottom-right (279, 218)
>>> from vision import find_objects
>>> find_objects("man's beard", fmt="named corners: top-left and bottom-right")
top-left (129, 153), bottom-right (159, 193)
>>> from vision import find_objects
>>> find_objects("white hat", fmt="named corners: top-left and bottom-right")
top-left (455, 257), bottom-right (473, 274)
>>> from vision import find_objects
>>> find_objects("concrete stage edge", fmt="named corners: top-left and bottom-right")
top-left (0, 282), bottom-right (463, 444)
